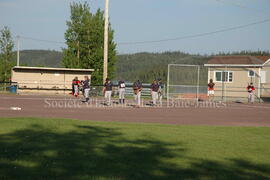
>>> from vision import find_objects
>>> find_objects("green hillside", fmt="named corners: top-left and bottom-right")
top-left (117, 52), bottom-right (209, 83)
top-left (17, 50), bottom-right (209, 83)
top-left (16, 50), bottom-right (269, 84)
top-left (16, 50), bottom-right (62, 67)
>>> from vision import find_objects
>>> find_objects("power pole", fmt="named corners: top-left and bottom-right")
top-left (103, 0), bottom-right (109, 83)
top-left (16, 35), bottom-right (20, 66)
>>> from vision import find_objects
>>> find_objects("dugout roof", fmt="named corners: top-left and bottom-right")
top-left (12, 66), bottom-right (94, 72)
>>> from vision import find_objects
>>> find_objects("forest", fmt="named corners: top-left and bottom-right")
top-left (14, 50), bottom-right (270, 84)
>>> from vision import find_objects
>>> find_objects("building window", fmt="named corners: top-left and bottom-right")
top-left (215, 71), bottom-right (222, 82)
top-left (228, 72), bottom-right (233, 82)
top-left (215, 71), bottom-right (233, 82)
top-left (248, 70), bottom-right (255, 77)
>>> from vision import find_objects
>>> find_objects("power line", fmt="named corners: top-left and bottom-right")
top-left (17, 17), bottom-right (270, 46)
top-left (19, 36), bottom-right (65, 44)
top-left (118, 17), bottom-right (270, 45)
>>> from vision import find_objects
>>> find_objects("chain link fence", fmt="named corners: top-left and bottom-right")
top-left (1, 80), bottom-right (161, 98)
top-left (167, 64), bottom-right (270, 103)
top-left (167, 64), bottom-right (208, 102)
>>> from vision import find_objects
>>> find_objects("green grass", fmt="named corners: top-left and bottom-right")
top-left (0, 118), bottom-right (270, 180)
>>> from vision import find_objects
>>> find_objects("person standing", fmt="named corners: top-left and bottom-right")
top-left (208, 79), bottom-right (215, 100)
top-left (133, 80), bottom-right (143, 108)
top-left (118, 80), bottom-right (126, 104)
top-left (81, 76), bottom-right (90, 103)
top-left (157, 78), bottom-right (163, 105)
top-left (150, 80), bottom-right (160, 106)
top-left (73, 77), bottom-right (80, 97)
top-left (71, 77), bottom-right (76, 95)
top-left (103, 78), bottom-right (113, 105)
top-left (247, 82), bottom-right (255, 103)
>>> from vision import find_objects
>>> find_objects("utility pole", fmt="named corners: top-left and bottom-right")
top-left (16, 35), bottom-right (20, 67)
top-left (103, 0), bottom-right (109, 83)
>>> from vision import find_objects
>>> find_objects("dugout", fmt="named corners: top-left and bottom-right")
top-left (11, 66), bottom-right (94, 94)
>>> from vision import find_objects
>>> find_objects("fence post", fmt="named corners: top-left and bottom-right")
top-left (167, 64), bottom-right (170, 107)
top-left (258, 67), bottom-right (261, 102)
top-left (224, 66), bottom-right (227, 102)
top-left (196, 65), bottom-right (200, 102)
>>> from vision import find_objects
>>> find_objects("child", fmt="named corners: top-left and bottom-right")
top-left (246, 83), bottom-right (255, 103)
top-left (208, 79), bottom-right (215, 100)
top-left (81, 76), bottom-right (90, 103)
top-left (71, 77), bottom-right (75, 95)
top-left (118, 80), bottom-right (126, 104)
top-left (103, 78), bottom-right (113, 105)
top-left (133, 80), bottom-right (143, 108)
top-left (150, 80), bottom-right (160, 106)
top-left (72, 77), bottom-right (80, 97)
top-left (157, 78), bottom-right (163, 105)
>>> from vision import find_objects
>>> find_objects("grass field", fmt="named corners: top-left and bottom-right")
top-left (0, 117), bottom-right (270, 180)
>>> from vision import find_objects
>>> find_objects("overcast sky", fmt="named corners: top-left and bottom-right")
top-left (0, 0), bottom-right (270, 54)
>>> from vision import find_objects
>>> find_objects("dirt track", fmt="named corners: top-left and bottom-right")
top-left (0, 94), bottom-right (270, 127)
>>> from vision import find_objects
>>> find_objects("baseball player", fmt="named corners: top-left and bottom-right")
top-left (157, 78), bottom-right (163, 105)
top-left (118, 80), bottom-right (126, 104)
top-left (72, 77), bottom-right (80, 97)
top-left (103, 78), bottom-right (113, 105)
top-left (150, 80), bottom-right (160, 106)
top-left (208, 79), bottom-right (215, 100)
top-left (133, 80), bottom-right (143, 108)
top-left (246, 82), bottom-right (255, 103)
top-left (81, 76), bottom-right (90, 103)
top-left (71, 77), bottom-right (75, 95)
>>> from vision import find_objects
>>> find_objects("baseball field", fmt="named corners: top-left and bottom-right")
top-left (0, 94), bottom-right (270, 179)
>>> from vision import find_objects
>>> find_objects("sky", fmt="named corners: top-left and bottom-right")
top-left (0, 0), bottom-right (270, 54)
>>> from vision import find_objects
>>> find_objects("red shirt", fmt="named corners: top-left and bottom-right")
top-left (208, 82), bottom-right (215, 90)
top-left (247, 85), bottom-right (255, 93)
top-left (72, 80), bottom-right (80, 85)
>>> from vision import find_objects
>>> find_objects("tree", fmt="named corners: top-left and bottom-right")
top-left (0, 26), bottom-right (15, 82)
top-left (62, 2), bottom-right (117, 85)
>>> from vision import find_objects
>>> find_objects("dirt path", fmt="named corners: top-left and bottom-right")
top-left (0, 94), bottom-right (270, 127)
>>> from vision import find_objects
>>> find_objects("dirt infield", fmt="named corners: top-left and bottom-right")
top-left (0, 94), bottom-right (270, 126)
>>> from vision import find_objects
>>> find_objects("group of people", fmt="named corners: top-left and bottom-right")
top-left (132, 79), bottom-right (163, 107)
top-left (72, 77), bottom-right (256, 105)
top-left (208, 79), bottom-right (256, 103)
top-left (102, 78), bottom-right (163, 107)
top-left (72, 76), bottom-right (90, 103)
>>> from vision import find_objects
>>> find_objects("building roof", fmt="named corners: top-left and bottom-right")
top-left (205, 56), bottom-right (270, 67)
top-left (255, 56), bottom-right (270, 62)
top-left (12, 66), bottom-right (94, 72)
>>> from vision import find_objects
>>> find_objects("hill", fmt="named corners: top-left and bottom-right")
top-left (117, 52), bottom-right (209, 83)
top-left (15, 50), bottom-right (209, 83)
top-left (16, 50), bottom-right (62, 67)
top-left (16, 50), bottom-right (270, 83)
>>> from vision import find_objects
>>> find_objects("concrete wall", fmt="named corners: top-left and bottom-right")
top-left (12, 68), bottom-right (92, 94)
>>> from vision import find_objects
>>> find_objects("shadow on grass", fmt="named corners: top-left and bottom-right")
top-left (0, 124), bottom-right (269, 179)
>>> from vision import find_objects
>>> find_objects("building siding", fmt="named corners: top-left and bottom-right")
top-left (12, 68), bottom-right (92, 94)
top-left (208, 67), bottom-right (260, 98)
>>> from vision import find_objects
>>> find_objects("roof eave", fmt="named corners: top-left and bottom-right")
top-left (12, 66), bottom-right (94, 72)
top-left (262, 58), bottom-right (270, 66)
top-left (204, 64), bottom-right (263, 67)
